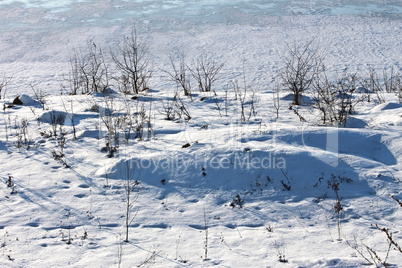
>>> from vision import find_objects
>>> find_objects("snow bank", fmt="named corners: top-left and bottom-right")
top-left (19, 94), bottom-right (41, 106)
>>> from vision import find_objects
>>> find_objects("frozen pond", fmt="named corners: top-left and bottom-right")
top-left (1, 0), bottom-right (401, 30)
top-left (1, 0), bottom-right (401, 94)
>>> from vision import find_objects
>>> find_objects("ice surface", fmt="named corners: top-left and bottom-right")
top-left (0, 0), bottom-right (401, 31)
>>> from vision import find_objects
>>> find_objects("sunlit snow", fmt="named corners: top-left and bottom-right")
top-left (0, 1), bottom-right (401, 267)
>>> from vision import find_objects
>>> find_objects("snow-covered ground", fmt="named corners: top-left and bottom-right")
top-left (1, 1), bottom-right (402, 267)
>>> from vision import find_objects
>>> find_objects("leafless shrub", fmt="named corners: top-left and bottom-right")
top-left (30, 84), bottom-right (48, 110)
top-left (49, 111), bottom-right (66, 137)
top-left (231, 71), bottom-right (258, 122)
top-left (289, 105), bottom-right (307, 122)
top-left (232, 79), bottom-right (246, 122)
top-left (326, 174), bottom-right (353, 240)
top-left (60, 96), bottom-right (77, 140)
top-left (0, 74), bottom-right (11, 99)
top-left (312, 67), bottom-right (337, 124)
top-left (395, 74), bottom-right (402, 103)
top-left (57, 128), bottom-right (67, 153)
top-left (99, 94), bottom-right (154, 156)
top-left (347, 233), bottom-right (394, 268)
top-left (51, 150), bottom-right (70, 168)
top-left (371, 67), bottom-right (402, 102)
top-left (14, 118), bottom-right (33, 150)
top-left (280, 168), bottom-right (292, 191)
top-left (67, 41), bottom-right (109, 95)
top-left (328, 179), bottom-right (343, 241)
top-left (161, 98), bottom-right (175, 121)
top-left (281, 40), bottom-right (322, 105)
top-left (230, 194), bottom-right (244, 208)
top-left (164, 52), bottom-right (192, 98)
top-left (122, 161), bottom-right (140, 243)
top-left (223, 83), bottom-right (231, 117)
top-left (116, 235), bottom-right (123, 268)
top-left (274, 240), bottom-right (288, 263)
top-left (362, 68), bottom-right (386, 104)
top-left (174, 95), bottom-right (192, 121)
top-left (313, 70), bottom-right (362, 126)
top-left (190, 54), bottom-right (224, 93)
top-left (273, 81), bottom-right (280, 120)
top-left (382, 66), bottom-right (400, 93)
top-left (99, 95), bottom-right (122, 157)
top-left (111, 27), bottom-right (151, 95)
top-left (391, 195), bottom-right (402, 208)
top-left (160, 92), bottom-right (191, 121)
top-left (137, 250), bottom-right (159, 267)
top-left (203, 207), bottom-right (210, 260)
top-left (348, 196), bottom-right (401, 267)
top-left (122, 97), bottom-right (154, 143)
top-left (336, 72), bottom-right (361, 114)
top-left (133, 104), bottom-right (147, 140)
top-left (212, 90), bottom-right (223, 117)
top-left (375, 224), bottom-right (402, 254)
top-left (248, 86), bottom-right (259, 120)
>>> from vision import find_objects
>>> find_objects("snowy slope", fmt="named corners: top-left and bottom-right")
top-left (1, 1), bottom-right (402, 267)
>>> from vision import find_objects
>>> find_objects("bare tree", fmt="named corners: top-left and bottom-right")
top-left (190, 54), bottom-right (224, 93)
top-left (111, 27), bottom-right (151, 95)
top-left (67, 41), bottom-right (110, 94)
top-left (122, 160), bottom-right (140, 242)
top-left (164, 52), bottom-right (192, 98)
top-left (273, 81), bottom-right (281, 120)
top-left (281, 40), bottom-right (322, 105)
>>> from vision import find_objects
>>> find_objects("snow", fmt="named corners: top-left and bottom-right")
top-left (1, 0), bottom-right (402, 267)
top-left (18, 94), bottom-right (40, 106)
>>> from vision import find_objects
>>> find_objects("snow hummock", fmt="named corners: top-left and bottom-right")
top-left (18, 94), bottom-right (41, 106)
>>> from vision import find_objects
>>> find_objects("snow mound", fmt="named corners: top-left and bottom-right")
top-left (344, 117), bottom-right (368, 128)
top-left (281, 94), bottom-right (314, 105)
top-left (39, 110), bottom-right (68, 125)
top-left (371, 102), bottom-right (402, 113)
top-left (19, 94), bottom-right (40, 106)
top-left (90, 88), bottom-right (119, 97)
top-left (77, 129), bottom-right (100, 139)
top-left (101, 146), bottom-right (373, 201)
top-left (354, 86), bottom-right (373, 94)
top-left (270, 129), bottom-right (396, 166)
